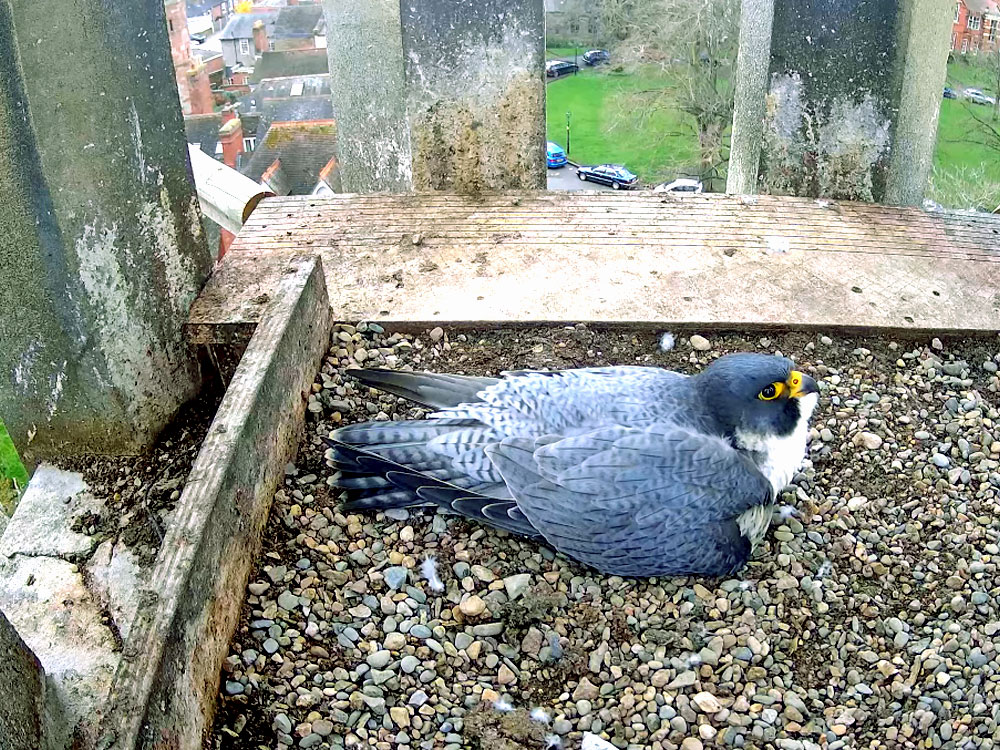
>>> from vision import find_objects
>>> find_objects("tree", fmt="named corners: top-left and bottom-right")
top-left (611, 0), bottom-right (741, 189)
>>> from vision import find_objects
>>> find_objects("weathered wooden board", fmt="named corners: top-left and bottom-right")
top-left (101, 255), bottom-right (331, 749)
top-left (188, 191), bottom-right (1000, 340)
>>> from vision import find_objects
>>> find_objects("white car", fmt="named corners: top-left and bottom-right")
top-left (964, 88), bottom-right (996, 106)
top-left (653, 178), bottom-right (704, 194)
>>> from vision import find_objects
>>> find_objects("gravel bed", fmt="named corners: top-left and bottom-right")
top-left (210, 323), bottom-right (1000, 750)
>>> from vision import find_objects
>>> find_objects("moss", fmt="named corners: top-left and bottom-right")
top-left (497, 584), bottom-right (568, 633)
top-left (263, 122), bottom-right (338, 148)
top-left (463, 704), bottom-right (548, 750)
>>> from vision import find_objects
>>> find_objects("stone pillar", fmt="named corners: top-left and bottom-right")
top-left (728, 0), bottom-right (952, 204)
top-left (0, 0), bottom-right (213, 463)
top-left (323, 0), bottom-right (412, 192)
top-left (0, 609), bottom-right (46, 750)
top-left (884, 0), bottom-right (954, 205)
top-left (322, 0), bottom-right (546, 193)
top-left (726, 0), bottom-right (775, 195)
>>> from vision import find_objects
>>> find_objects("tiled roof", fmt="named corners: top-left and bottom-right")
top-left (273, 5), bottom-right (325, 40)
top-left (221, 12), bottom-right (276, 40)
top-left (249, 49), bottom-right (329, 83)
top-left (242, 120), bottom-right (339, 195)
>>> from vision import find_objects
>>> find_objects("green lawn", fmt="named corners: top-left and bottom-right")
top-left (0, 419), bottom-right (27, 515)
top-left (546, 67), bottom-right (700, 183)
top-left (545, 59), bottom-right (1000, 207)
top-left (931, 61), bottom-right (1000, 208)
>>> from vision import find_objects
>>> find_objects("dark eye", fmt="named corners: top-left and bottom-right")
top-left (759, 383), bottom-right (781, 401)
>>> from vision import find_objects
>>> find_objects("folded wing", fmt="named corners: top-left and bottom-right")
top-left (485, 425), bottom-right (773, 577)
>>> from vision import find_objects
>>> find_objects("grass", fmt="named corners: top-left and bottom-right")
top-left (0, 419), bottom-right (27, 515)
top-left (546, 66), bottom-right (700, 183)
top-left (544, 55), bottom-right (1000, 207)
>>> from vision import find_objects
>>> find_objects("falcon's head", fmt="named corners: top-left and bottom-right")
top-left (695, 353), bottom-right (820, 441)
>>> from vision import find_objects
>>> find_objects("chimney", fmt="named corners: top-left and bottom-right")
top-left (253, 20), bottom-right (269, 54)
top-left (187, 62), bottom-right (214, 116)
top-left (220, 102), bottom-right (239, 124)
top-left (219, 117), bottom-right (244, 169)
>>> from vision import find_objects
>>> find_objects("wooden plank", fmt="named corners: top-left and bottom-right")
top-left (187, 191), bottom-right (1000, 338)
top-left (100, 256), bottom-right (331, 749)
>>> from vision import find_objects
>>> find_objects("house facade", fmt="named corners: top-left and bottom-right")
top-left (220, 12), bottom-right (277, 69)
top-left (952, 0), bottom-right (1000, 55)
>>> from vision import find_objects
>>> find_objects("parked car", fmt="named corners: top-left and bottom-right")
top-left (965, 88), bottom-right (996, 106)
top-left (190, 32), bottom-right (207, 44)
top-left (577, 164), bottom-right (639, 189)
top-left (653, 178), bottom-right (704, 194)
top-left (546, 60), bottom-right (579, 78)
top-left (943, 86), bottom-right (957, 99)
top-left (546, 141), bottom-right (568, 168)
top-left (582, 49), bottom-right (610, 66)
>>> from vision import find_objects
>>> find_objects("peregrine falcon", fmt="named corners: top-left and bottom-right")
top-left (325, 353), bottom-right (819, 577)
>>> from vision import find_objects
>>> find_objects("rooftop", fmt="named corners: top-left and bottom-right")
top-left (249, 49), bottom-right (329, 82)
top-left (242, 120), bottom-right (339, 196)
top-left (272, 4), bottom-right (325, 40)
top-left (220, 12), bottom-right (276, 40)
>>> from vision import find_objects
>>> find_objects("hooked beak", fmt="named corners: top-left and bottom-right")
top-left (787, 370), bottom-right (819, 399)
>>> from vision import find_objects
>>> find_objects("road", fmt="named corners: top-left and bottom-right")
top-left (546, 164), bottom-right (616, 191)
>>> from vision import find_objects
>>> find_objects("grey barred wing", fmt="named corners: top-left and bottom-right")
top-left (485, 425), bottom-right (773, 577)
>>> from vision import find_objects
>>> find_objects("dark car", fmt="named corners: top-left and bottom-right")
top-left (943, 86), bottom-right (957, 99)
top-left (546, 60), bottom-right (579, 78)
top-left (583, 49), bottom-right (610, 66)
top-left (577, 164), bottom-right (639, 190)
top-left (190, 33), bottom-right (207, 44)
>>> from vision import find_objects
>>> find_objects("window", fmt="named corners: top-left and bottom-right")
top-left (169, 19), bottom-right (174, 33)
top-left (973, 39), bottom-right (980, 53)
top-left (243, 136), bottom-right (256, 152)
top-left (989, 20), bottom-right (997, 41)
top-left (239, 38), bottom-right (250, 55)
top-left (962, 37), bottom-right (969, 53)
top-left (953, 32), bottom-right (958, 49)
top-left (968, 14), bottom-right (981, 30)
top-left (955, 3), bottom-right (961, 23)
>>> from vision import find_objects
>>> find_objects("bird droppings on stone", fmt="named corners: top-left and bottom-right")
top-left (658, 332), bottom-right (675, 352)
top-left (210, 324), bottom-right (1000, 749)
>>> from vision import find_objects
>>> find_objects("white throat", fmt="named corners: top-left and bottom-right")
top-left (735, 392), bottom-right (819, 495)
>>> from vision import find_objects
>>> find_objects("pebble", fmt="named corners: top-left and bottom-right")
top-left (689, 334), bottom-right (711, 351)
top-left (400, 655), bottom-right (420, 674)
top-left (383, 566), bottom-right (408, 590)
top-left (459, 594), bottom-right (487, 617)
top-left (502, 573), bottom-right (531, 600)
top-left (224, 680), bottom-right (244, 696)
top-left (276, 590), bottom-right (298, 611)
top-left (366, 650), bottom-right (391, 669)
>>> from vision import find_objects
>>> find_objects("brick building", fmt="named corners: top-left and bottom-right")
top-left (952, 0), bottom-right (1000, 55)
top-left (165, 0), bottom-right (214, 115)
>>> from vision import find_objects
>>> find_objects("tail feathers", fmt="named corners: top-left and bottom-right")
top-left (324, 438), bottom-right (538, 537)
top-left (331, 418), bottom-right (479, 446)
top-left (347, 369), bottom-right (499, 410)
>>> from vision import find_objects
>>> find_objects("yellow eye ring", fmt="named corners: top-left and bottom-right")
top-left (759, 382), bottom-right (785, 401)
